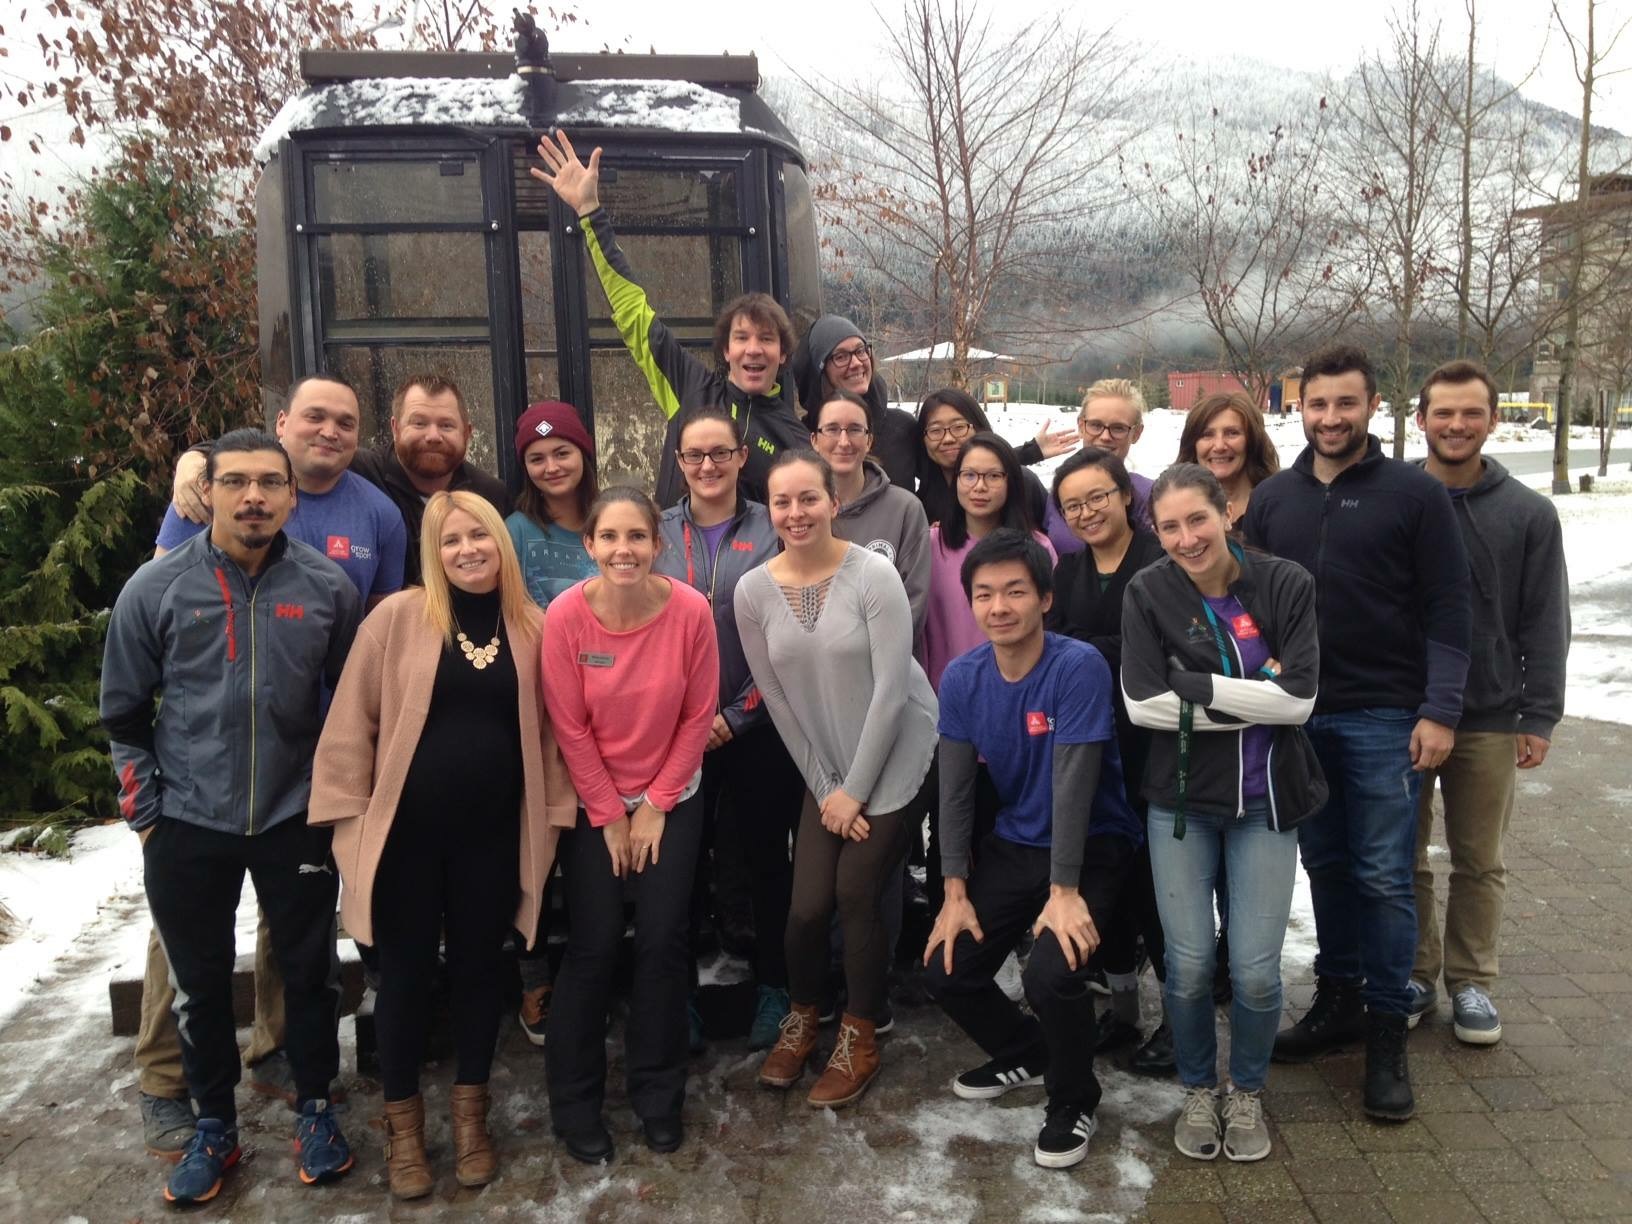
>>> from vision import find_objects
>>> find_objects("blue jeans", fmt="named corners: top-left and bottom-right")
top-left (1300, 709), bottom-right (1422, 1016)
top-left (1149, 801), bottom-right (1297, 1091)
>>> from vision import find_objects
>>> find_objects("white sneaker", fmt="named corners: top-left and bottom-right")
top-left (1221, 1087), bottom-right (1270, 1162)
top-left (1174, 1085), bottom-right (1221, 1160)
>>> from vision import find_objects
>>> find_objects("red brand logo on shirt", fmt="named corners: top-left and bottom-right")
top-left (1026, 711), bottom-right (1053, 736)
top-left (731, 540), bottom-right (755, 551)
top-left (1232, 612), bottom-right (1261, 640)
top-left (326, 535), bottom-right (351, 561)
top-left (275, 603), bottom-right (305, 619)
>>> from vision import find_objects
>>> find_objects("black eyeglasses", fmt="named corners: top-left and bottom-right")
top-left (826, 342), bottom-right (871, 370)
top-left (1080, 418), bottom-right (1134, 440)
top-left (815, 424), bottom-right (871, 440)
top-left (925, 420), bottom-right (974, 443)
top-left (677, 446), bottom-right (743, 467)
top-left (1060, 489), bottom-right (1117, 517)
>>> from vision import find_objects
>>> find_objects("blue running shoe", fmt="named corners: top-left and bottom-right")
top-left (748, 985), bottom-right (791, 1051)
top-left (165, 1118), bottom-right (240, 1205)
top-left (294, 1099), bottom-right (355, 1185)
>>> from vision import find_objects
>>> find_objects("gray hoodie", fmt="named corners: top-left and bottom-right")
top-left (833, 459), bottom-right (932, 637)
top-left (1415, 456), bottom-right (1570, 738)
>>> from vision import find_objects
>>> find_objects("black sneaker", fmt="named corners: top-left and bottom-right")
top-left (1272, 976), bottom-right (1366, 1063)
top-left (1131, 1021), bottom-right (1177, 1077)
top-left (952, 1056), bottom-right (1046, 1100)
top-left (1094, 1014), bottom-right (1142, 1054)
top-left (1034, 1102), bottom-right (1096, 1168)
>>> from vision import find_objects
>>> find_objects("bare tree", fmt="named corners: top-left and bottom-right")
top-left (797, 0), bottom-right (1131, 387)
top-left (1544, 0), bottom-right (1632, 491)
top-left (1338, 0), bottom-right (1458, 457)
top-left (1143, 95), bottom-right (1363, 408)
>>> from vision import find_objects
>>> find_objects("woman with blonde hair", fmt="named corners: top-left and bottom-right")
top-left (311, 490), bottom-right (578, 1200)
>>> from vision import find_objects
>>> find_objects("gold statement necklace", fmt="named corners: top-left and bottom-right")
top-left (453, 606), bottom-right (502, 671)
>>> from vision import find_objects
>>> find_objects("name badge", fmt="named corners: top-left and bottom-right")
top-left (578, 651), bottom-right (615, 668)
top-left (1232, 613), bottom-right (1261, 640)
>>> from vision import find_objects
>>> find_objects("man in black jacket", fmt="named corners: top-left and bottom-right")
top-left (1407, 360), bottom-right (1569, 1047)
top-left (1244, 344), bottom-right (1471, 1122)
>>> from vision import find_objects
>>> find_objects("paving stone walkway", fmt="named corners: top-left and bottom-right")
top-left (1, 716), bottom-right (1628, 1223)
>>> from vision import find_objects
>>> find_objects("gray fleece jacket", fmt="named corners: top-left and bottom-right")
top-left (832, 459), bottom-right (932, 637)
top-left (1415, 456), bottom-right (1570, 738)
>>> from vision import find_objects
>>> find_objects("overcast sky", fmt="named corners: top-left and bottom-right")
top-left (2, 0), bottom-right (1628, 184)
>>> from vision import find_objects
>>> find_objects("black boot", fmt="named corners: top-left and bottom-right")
top-left (1363, 1012), bottom-right (1414, 1120)
top-left (1272, 976), bottom-right (1365, 1063)
top-left (1130, 1021), bottom-right (1176, 1076)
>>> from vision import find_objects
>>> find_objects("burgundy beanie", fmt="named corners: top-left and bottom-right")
top-left (514, 400), bottom-right (595, 463)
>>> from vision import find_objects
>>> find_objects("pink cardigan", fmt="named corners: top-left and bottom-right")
top-left (309, 588), bottom-right (578, 946)
top-left (540, 579), bottom-right (719, 827)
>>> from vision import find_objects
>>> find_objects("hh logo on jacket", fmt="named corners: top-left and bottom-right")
top-left (275, 604), bottom-right (305, 620)
top-left (1026, 711), bottom-right (1054, 737)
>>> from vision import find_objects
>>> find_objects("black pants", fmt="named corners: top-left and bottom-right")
top-left (924, 832), bottom-right (1136, 1113)
top-left (546, 795), bottom-right (703, 1131)
top-left (371, 802), bottom-right (520, 1101)
top-left (693, 723), bottom-right (805, 986)
top-left (786, 783), bottom-right (920, 1021)
top-left (1095, 833), bottom-right (1167, 982)
top-left (143, 816), bottom-right (341, 1126)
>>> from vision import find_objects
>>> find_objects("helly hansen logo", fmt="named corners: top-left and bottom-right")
top-left (326, 535), bottom-right (351, 560)
top-left (275, 604), bottom-right (305, 620)
top-left (730, 540), bottom-right (755, 552)
top-left (1340, 498), bottom-right (1360, 509)
top-left (757, 436), bottom-right (777, 455)
top-left (1026, 711), bottom-right (1054, 736)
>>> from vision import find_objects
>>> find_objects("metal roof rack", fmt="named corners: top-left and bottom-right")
top-left (299, 50), bottom-right (762, 91)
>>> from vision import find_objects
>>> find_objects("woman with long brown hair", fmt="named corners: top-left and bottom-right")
top-left (1175, 392), bottom-right (1280, 531)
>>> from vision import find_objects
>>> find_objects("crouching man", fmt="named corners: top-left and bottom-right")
top-left (924, 528), bottom-right (1144, 1169)
top-left (100, 430), bottom-right (361, 1206)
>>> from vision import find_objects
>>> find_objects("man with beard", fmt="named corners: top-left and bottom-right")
top-left (1244, 344), bottom-right (1470, 1123)
top-left (171, 374), bottom-right (510, 585)
top-left (102, 430), bottom-right (361, 1204)
top-left (1406, 360), bottom-right (1569, 1047)
top-left (347, 375), bottom-right (510, 581)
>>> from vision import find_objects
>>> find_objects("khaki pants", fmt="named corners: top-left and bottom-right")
top-left (1412, 730), bottom-right (1515, 992)
top-left (135, 912), bottom-right (285, 1099)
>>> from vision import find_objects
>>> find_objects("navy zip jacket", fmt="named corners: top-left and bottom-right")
top-left (1243, 435), bottom-right (1472, 727)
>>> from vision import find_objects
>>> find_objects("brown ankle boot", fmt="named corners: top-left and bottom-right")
top-left (758, 1002), bottom-right (820, 1088)
top-left (449, 1083), bottom-right (497, 1188)
top-left (382, 1095), bottom-right (434, 1200)
top-left (807, 1014), bottom-right (879, 1109)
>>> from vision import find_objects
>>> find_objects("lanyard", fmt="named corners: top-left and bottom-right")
top-left (1174, 600), bottom-right (1236, 840)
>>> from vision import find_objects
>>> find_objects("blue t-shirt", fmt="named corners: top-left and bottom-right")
top-left (1203, 593), bottom-right (1273, 797)
top-left (155, 471), bottom-right (406, 602)
top-left (506, 512), bottom-right (597, 607)
top-left (938, 632), bottom-right (1141, 849)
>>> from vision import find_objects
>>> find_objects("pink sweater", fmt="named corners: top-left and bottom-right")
top-left (923, 525), bottom-right (1058, 692)
top-left (541, 579), bottom-right (719, 827)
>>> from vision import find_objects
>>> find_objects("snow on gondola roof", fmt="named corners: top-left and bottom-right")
top-left (254, 75), bottom-right (753, 163)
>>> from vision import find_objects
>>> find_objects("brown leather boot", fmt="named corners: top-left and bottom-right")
top-left (758, 1002), bottom-right (820, 1088)
top-left (382, 1095), bottom-right (434, 1200)
top-left (807, 1014), bottom-right (880, 1109)
top-left (450, 1083), bottom-right (497, 1188)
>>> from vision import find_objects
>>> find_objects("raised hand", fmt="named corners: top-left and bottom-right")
top-left (531, 129), bottom-right (602, 217)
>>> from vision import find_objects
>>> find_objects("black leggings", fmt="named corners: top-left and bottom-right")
top-left (786, 782), bottom-right (921, 1021)
top-left (1095, 836), bottom-right (1167, 982)
top-left (371, 802), bottom-right (519, 1102)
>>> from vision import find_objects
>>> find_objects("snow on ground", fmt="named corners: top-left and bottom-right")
top-left (1557, 482), bottom-right (1632, 726)
top-left (0, 823), bottom-right (144, 1030)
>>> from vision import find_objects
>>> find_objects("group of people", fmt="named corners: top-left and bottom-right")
top-left (97, 128), bottom-right (1570, 1208)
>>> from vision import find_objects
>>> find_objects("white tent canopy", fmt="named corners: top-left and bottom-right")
top-left (880, 343), bottom-right (1013, 363)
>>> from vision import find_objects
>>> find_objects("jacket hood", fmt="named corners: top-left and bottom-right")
top-left (837, 459), bottom-right (891, 518)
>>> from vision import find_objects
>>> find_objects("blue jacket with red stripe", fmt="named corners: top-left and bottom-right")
top-left (100, 531), bottom-right (360, 835)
